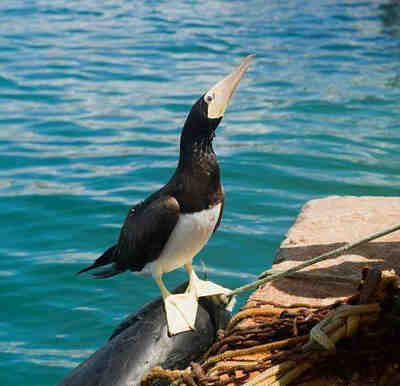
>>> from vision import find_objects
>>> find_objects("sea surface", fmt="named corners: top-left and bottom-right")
top-left (1, 0), bottom-right (400, 384)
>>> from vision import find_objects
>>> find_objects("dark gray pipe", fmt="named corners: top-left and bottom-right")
top-left (59, 283), bottom-right (231, 386)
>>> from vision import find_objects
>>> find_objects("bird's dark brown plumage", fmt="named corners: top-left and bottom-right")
top-left (78, 97), bottom-right (224, 278)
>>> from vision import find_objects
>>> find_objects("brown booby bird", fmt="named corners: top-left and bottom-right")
top-left (78, 55), bottom-right (253, 335)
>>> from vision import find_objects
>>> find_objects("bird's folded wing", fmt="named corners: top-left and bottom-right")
top-left (115, 195), bottom-right (181, 271)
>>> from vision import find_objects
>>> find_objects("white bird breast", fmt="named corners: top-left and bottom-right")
top-left (147, 203), bottom-right (222, 277)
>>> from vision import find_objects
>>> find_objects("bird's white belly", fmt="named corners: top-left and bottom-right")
top-left (149, 203), bottom-right (222, 277)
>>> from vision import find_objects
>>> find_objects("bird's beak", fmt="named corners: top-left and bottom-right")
top-left (205, 55), bottom-right (254, 119)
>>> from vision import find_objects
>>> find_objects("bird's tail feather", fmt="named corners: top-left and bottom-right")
top-left (92, 266), bottom-right (123, 279)
top-left (77, 245), bottom-right (118, 275)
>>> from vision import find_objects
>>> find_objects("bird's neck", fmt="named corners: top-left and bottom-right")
top-left (178, 122), bottom-right (217, 173)
top-left (174, 126), bottom-right (222, 212)
top-left (178, 133), bottom-right (218, 177)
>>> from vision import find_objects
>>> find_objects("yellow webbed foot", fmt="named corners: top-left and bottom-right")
top-left (188, 271), bottom-right (231, 298)
top-left (164, 293), bottom-right (198, 335)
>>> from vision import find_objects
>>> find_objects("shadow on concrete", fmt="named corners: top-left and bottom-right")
top-left (258, 240), bottom-right (400, 302)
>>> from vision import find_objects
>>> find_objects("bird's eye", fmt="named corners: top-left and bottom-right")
top-left (205, 94), bottom-right (214, 103)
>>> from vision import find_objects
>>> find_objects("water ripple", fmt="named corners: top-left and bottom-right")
top-left (1, 0), bottom-right (400, 384)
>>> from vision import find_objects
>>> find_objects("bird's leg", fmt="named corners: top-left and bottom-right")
top-left (154, 275), bottom-right (172, 298)
top-left (185, 263), bottom-right (197, 295)
top-left (184, 263), bottom-right (231, 298)
top-left (154, 275), bottom-right (198, 335)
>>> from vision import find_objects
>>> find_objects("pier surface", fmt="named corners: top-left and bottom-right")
top-left (248, 196), bottom-right (400, 309)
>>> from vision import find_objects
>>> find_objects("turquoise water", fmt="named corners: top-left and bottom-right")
top-left (1, 0), bottom-right (400, 384)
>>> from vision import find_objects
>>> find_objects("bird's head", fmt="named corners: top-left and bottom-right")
top-left (181, 55), bottom-right (254, 147)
